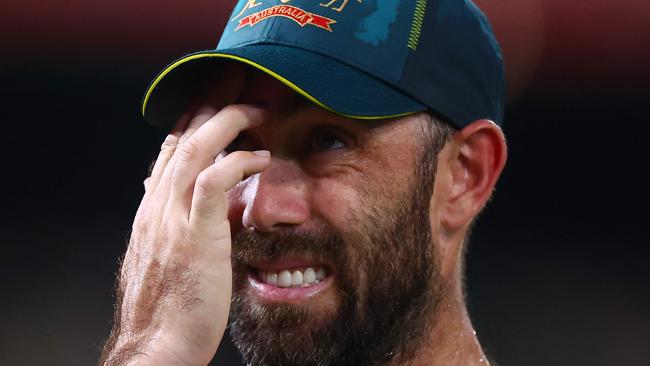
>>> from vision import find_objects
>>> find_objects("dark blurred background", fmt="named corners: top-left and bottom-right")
top-left (1, 0), bottom-right (648, 365)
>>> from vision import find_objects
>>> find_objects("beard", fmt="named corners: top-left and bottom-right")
top-left (229, 136), bottom-right (443, 366)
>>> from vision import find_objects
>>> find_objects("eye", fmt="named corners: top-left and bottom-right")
top-left (308, 127), bottom-right (348, 152)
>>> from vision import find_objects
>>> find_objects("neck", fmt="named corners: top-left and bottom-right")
top-left (389, 287), bottom-right (490, 366)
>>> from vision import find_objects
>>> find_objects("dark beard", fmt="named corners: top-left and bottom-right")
top-left (229, 119), bottom-right (445, 366)
top-left (228, 167), bottom-right (441, 366)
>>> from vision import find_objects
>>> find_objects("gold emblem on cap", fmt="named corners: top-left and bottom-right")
top-left (319, 0), bottom-right (362, 12)
top-left (232, 0), bottom-right (361, 21)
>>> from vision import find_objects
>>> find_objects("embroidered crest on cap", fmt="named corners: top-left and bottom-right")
top-left (235, 4), bottom-right (336, 31)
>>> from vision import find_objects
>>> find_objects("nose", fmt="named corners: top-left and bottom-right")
top-left (241, 157), bottom-right (310, 232)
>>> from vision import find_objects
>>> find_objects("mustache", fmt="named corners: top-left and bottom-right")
top-left (231, 228), bottom-right (345, 266)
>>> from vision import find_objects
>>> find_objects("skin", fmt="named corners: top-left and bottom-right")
top-left (100, 64), bottom-right (507, 366)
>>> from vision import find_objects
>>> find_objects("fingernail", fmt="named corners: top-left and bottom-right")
top-left (253, 150), bottom-right (270, 157)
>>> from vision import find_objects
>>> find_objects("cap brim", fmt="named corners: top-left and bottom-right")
top-left (142, 44), bottom-right (427, 128)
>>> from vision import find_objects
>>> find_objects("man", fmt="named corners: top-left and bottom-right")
top-left (100, 0), bottom-right (507, 365)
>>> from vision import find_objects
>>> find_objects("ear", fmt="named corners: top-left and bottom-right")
top-left (441, 119), bottom-right (507, 230)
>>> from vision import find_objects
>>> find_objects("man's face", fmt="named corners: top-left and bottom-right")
top-left (223, 69), bottom-right (444, 366)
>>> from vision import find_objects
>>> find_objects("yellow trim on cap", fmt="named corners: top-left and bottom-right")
top-left (142, 52), bottom-right (417, 120)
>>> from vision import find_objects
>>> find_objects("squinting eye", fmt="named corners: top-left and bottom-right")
top-left (309, 129), bottom-right (346, 151)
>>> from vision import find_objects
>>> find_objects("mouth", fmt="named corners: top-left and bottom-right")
top-left (246, 259), bottom-right (334, 303)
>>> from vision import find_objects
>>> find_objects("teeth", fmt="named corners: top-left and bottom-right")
top-left (278, 270), bottom-right (292, 288)
top-left (303, 267), bottom-right (316, 284)
top-left (291, 270), bottom-right (303, 287)
top-left (316, 268), bottom-right (326, 281)
top-left (266, 272), bottom-right (277, 286)
top-left (258, 267), bottom-right (327, 288)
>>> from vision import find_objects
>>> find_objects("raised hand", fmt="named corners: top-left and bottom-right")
top-left (100, 65), bottom-right (269, 366)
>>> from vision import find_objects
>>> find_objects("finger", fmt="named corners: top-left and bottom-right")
top-left (170, 104), bottom-right (266, 206)
top-left (177, 63), bottom-right (247, 148)
top-left (144, 106), bottom-right (193, 197)
top-left (143, 176), bottom-right (152, 191)
top-left (189, 150), bottom-right (270, 230)
top-left (146, 131), bottom-right (182, 195)
top-left (153, 64), bottom-right (247, 202)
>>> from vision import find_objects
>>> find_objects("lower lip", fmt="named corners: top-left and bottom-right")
top-left (248, 271), bottom-right (333, 303)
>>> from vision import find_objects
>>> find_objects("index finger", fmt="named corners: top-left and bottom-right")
top-left (169, 104), bottom-right (266, 207)
top-left (177, 62), bottom-right (248, 147)
top-left (148, 62), bottom-right (248, 197)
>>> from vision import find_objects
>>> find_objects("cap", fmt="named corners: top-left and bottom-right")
top-left (142, 0), bottom-right (504, 129)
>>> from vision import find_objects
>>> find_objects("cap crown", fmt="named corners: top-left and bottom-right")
top-left (219, 0), bottom-right (416, 87)
top-left (216, 0), bottom-right (504, 126)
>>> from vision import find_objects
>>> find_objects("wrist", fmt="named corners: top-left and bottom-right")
top-left (102, 334), bottom-right (197, 366)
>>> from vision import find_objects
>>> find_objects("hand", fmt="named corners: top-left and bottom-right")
top-left (100, 66), bottom-right (269, 366)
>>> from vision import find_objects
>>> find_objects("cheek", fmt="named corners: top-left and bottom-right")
top-left (227, 182), bottom-right (247, 231)
top-left (311, 178), bottom-right (361, 231)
